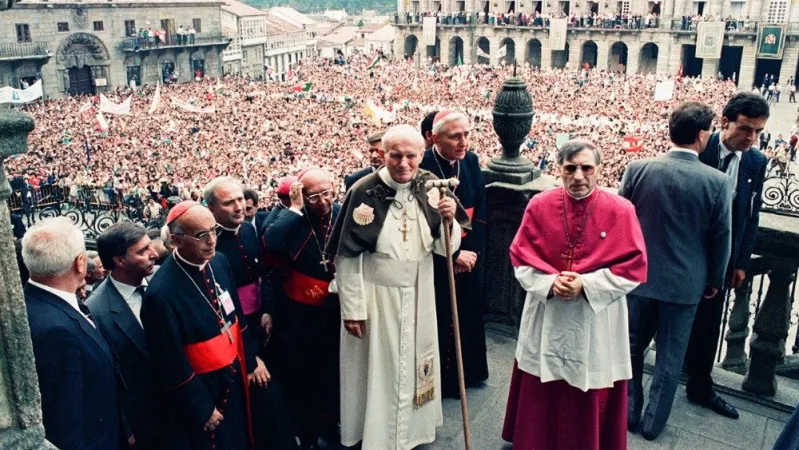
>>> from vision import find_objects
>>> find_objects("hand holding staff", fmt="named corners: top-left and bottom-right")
top-left (425, 178), bottom-right (472, 450)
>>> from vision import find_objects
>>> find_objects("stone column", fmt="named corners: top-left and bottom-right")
top-left (701, 58), bottom-right (720, 79)
top-left (722, 257), bottom-right (766, 373)
top-left (0, 109), bottom-right (55, 449)
top-left (742, 262), bottom-right (798, 396)
top-left (399, 0), bottom-right (407, 14)
top-left (738, 44), bottom-right (757, 90)
top-left (708, 0), bottom-right (722, 17)
top-left (490, 36), bottom-right (500, 65)
top-left (626, 43), bottom-right (641, 75)
top-left (440, 32), bottom-right (451, 65)
top-left (596, 40), bottom-right (609, 71)
top-left (541, 44), bottom-right (552, 69)
top-left (656, 40), bottom-right (672, 75)
top-left (780, 44), bottom-right (799, 84)
top-left (569, 39), bottom-right (582, 70)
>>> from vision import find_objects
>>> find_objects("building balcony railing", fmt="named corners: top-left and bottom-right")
top-left (119, 35), bottom-right (231, 53)
top-left (395, 14), bottom-right (799, 36)
top-left (0, 42), bottom-right (50, 61)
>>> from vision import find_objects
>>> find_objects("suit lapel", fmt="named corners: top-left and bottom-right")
top-left (25, 284), bottom-right (115, 365)
top-left (105, 281), bottom-right (148, 357)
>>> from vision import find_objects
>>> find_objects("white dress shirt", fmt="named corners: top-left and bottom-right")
top-left (109, 275), bottom-right (147, 325)
top-left (28, 279), bottom-right (95, 327)
top-left (718, 139), bottom-right (742, 195)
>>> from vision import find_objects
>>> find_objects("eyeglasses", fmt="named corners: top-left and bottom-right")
top-left (173, 229), bottom-right (216, 244)
top-left (562, 164), bottom-right (596, 176)
top-left (305, 190), bottom-right (334, 204)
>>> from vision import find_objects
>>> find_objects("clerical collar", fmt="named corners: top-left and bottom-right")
top-left (378, 166), bottom-right (412, 190)
top-left (216, 223), bottom-right (240, 235)
top-left (174, 249), bottom-right (208, 271)
top-left (433, 146), bottom-right (457, 167)
top-left (566, 186), bottom-right (597, 201)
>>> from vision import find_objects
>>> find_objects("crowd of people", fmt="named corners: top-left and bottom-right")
top-left (11, 47), bottom-right (799, 450)
top-left (8, 53), bottom-right (751, 223)
top-left (397, 8), bottom-right (662, 29)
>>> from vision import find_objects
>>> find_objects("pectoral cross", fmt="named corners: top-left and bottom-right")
top-left (399, 216), bottom-right (411, 242)
top-left (320, 257), bottom-right (330, 272)
top-left (560, 246), bottom-right (574, 272)
top-left (220, 319), bottom-right (234, 343)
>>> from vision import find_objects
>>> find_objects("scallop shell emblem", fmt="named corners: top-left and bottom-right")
top-left (352, 203), bottom-right (375, 226)
top-left (427, 187), bottom-right (441, 208)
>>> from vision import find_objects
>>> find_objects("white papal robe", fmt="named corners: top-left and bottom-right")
top-left (335, 168), bottom-right (461, 449)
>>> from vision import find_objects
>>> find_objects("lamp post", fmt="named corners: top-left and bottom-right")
top-left (483, 64), bottom-right (540, 184)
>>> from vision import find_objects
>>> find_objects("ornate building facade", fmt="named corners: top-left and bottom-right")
top-left (394, 0), bottom-right (799, 89)
top-left (0, 0), bottom-right (230, 99)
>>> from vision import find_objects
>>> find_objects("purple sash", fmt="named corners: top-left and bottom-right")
top-left (237, 282), bottom-right (261, 316)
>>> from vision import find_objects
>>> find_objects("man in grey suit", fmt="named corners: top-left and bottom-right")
top-left (619, 101), bottom-right (733, 441)
top-left (87, 222), bottom-right (175, 449)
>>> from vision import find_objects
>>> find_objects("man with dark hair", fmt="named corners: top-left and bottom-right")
top-left (420, 110), bottom-right (439, 149)
top-left (344, 132), bottom-right (385, 191)
top-left (243, 187), bottom-right (270, 234)
top-left (685, 92), bottom-right (770, 420)
top-left (88, 222), bottom-right (170, 449)
top-left (620, 101), bottom-right (732, 441)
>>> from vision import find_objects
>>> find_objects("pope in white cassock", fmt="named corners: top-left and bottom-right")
top-left (325, 124), bottom-right (471, 449)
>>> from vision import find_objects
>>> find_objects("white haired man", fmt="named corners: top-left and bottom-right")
top-left (23, 217), bottom-right (121, 450)
top-left (327, 124), bottom-right (470, 449)
top-left (419, 110), bottom-right (489, 398)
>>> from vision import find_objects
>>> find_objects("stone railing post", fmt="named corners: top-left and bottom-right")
top-left (479, 71), bottom-right (558, 328)
top-left (743, 263), bottom-right (798, 396)
top-left (0, 107), bottom-right (54, 449)
top-left (721, 257), bottom-right (767, 373)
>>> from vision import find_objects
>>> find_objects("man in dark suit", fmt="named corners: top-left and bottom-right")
top-left (88, 222), bottom-right (173, 449)
top-left (22, 217), bottom-right (121, 450)
top-left (244, 187), bottom-right (270, 236)
top-left (619, 102), bottom-right (733, 441)
top-left (759, 129), bottom-right (771, 151)
top-left (10, 213), bottom-right (26, 239)
top-left (343, 132), bottom-right (384, 191)
top-left (685, 92), bottom-right (770, 419)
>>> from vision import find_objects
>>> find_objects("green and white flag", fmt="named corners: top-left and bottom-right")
top-left (366, 53), bottom-right (382, 70)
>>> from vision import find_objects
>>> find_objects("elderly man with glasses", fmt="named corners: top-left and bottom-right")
top-left (503, 139), bottom-right (648, 450)
top-left (140, 201), bottom-right (269, 450)
top-left (262, 167), bottom-right (341, 449)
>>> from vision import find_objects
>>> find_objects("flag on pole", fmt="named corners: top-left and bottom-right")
top-left (79, 101), bottom-right (93, 114)
top-left (291, 82), bottom-right (313, 92)
top-left (677, 63), bottom-right (684, 83)
top-left (457, 54), bottom-right (463, 66)
top-left (96, 111), bottom-right (109, 132)
top-left (623, 136), bottom-right (643, 153)
top-left (366, 52), bottom-right (382, 70)
top-left (148, 82), bottom-right (161, 114)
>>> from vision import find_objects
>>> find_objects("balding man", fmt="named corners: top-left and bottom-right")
top-left (263, 168), bottom-right (341, 449)
top-left (140, 201), bottom-right (269, 450)
top-left (328, 124), bottom-right (469, 449)
top-left (23, 217), bottom-right (121, 450)
top-left (344, 132), bottom-right (385, 191)
top-left (420, 110), bottom-right (489, 398)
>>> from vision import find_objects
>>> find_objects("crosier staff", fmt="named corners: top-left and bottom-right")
top-left (426, 178), bottom-right (472, 450)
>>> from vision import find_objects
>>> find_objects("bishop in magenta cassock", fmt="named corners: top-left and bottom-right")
top-left (503, 140), bottom-right (648, 450)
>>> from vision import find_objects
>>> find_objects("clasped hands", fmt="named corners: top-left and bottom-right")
top-left (551, 271), bottom-right (584, 299)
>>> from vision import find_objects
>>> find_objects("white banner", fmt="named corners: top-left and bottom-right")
top-left (696, 22), bottom-right (725, 59)
top-left (171, 98), bottom-right (215, 114)
top-left (654, 81), bottom-right (675, 101)
top-left (476, 46), bottom-right (490, 59)
top-left (498, 45), bottom-right (507, 59)
top-left (423, 16), bottom-right (437, 46)
top-left (99, 94), bottom-right (132, 115)
top-left (0, 80), bottom-right (43, 104)
top-left (148, 83), bottom-right (161, 114)
top-left (549, 18), bottom-right (568, 51)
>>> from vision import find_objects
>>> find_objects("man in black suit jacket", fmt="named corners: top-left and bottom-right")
top-left (22, 217), bottom-right (121, 450)
top-left (244, 187), bottom-right (271, 237)
top-left (343, 132), bottom-right (384, 191)
top-left (88, 222), bottom-right (174, 449)
top-left (685, 92), bottom-right (770, 419)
